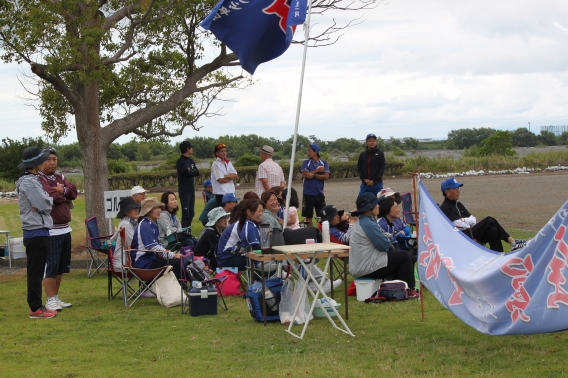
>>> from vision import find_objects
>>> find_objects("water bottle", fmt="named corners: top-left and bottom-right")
top-left (166, 226), bottom-right (172, 236)
top-left (322, 221), bottom-right (330, 243)
top-left (265, 289), bottom-right (278, 311)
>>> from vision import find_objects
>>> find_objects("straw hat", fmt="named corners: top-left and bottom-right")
top-left (140, 197), bottom-right (165, 217)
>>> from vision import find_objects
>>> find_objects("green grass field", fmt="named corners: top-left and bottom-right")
top-left (0, 270), bottom-right (567, 377)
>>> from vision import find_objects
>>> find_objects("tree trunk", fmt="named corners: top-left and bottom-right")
top-left (75, 81), bottom-right (111, 234)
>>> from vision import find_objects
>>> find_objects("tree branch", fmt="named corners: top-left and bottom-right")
top-left (30, 63), bottom-right (79, 107)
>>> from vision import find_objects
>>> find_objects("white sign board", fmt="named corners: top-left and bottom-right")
top-left (103, 190), bottom-right (132, 219)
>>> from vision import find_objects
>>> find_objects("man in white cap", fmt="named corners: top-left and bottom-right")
top-left (130, 185), bottom-right (148, 204)
top-left (255, 145), bottom-right (285, 197)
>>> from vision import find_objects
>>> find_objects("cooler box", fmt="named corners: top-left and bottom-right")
top-left (10, 237), bottom-right (26, 260)
top-left (189, 286), bottom-right (217, 316)
top-left (354, 278), bottom-right (381, 302)
top-left (313, 303), bottom-right (341, 318)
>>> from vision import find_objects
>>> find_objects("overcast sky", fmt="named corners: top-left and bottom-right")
top-left (1, 0), bottom-right (567, 145)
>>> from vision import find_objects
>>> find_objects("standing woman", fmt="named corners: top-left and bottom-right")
top-left (112, 197), bottom-right (141, 272)
top-left (349, 193), bottom-right (419, 297)
top-left (210, 143), bottom-right (238, 207)
top-left (157, 191), bottom-right (195, 248)
top-left (131, 198), bottom-right (183, 279)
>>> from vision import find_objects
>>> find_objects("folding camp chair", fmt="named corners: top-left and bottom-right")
top-left (401, 192), bottom-right (417, 232)
top-left (178, 254), bottom-right (228, 313)
top-left (120, 234), bottom-right (169, 307)
top-left (107, 228), bottom-right (136, 301)
top-left (85, 216), bottom-right (113, 278)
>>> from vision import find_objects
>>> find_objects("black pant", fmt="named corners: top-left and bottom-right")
top-left (24, 236), bottom-right (50, 311)
top-left (464, 216), bottom-right (510, 252)
top-left (215, 194), bottom-right (224, 207)
top-left (178, 188), bottom-right (195, 229)
top-left (150, 258), bottom-right (183, 280)
top-left (361, 250), bottom-right (415, 289)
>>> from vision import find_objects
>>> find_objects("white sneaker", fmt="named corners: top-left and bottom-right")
top-left (55, 296), bottom-right (72, 308)
top-left (45, 297), bottom-right (62, 312)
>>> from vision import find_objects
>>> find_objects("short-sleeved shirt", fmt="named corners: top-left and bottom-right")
top-left (301, 159), bottom-right (329, 196)
top-left (210, 158), bottom-right (238, 195)
top-left (255, 158), bottom-right (285, 196)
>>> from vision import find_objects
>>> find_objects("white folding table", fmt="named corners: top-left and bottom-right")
top-left (272, 242), bottom-right (354, 339)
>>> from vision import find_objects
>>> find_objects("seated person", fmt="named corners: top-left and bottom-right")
top-left (318, 205), bottom-right (355, 245)
top-left (157, 191), bottom-right (195, 248)
top-left (439, 178), bottom-right (526, 252)
top-left (378, 187), bottom-right (402, 205)
top-left (202, 180), bottom-right (214, 204)
top-left (193, 207), bottom-right (229, 270)
top-left (349, 192), bottom-right (419, 297)
top-left (198, 192), bottom-right (239, 226)
top-left (111, 197), bottom-right (141, 272)
top-left (377, 196), bottom-right (411, 250)
top-left (282, 188), bottom-right (300, 230)
top-left (217, 199), bottom-right (264, 271)
top-left (131, 198), bottom-right (183, 279)
top-left (261, 191), bottom-right (283, 230)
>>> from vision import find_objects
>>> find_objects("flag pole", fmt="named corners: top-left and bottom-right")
top-left (283, 1), bottom-right (313, 229)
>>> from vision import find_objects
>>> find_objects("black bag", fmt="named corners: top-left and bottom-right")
top-left (185, 259), bottom-right (211, 282)
top-left (245, 278), bottom-right (283, 322)
top-left (365, 280), bottom-right (409, 303)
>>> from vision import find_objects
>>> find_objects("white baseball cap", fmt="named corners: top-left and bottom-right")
top-left (131, 186), bottom-right (149, 196)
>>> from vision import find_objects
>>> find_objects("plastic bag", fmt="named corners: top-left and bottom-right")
top-left (279, 279), bottom-right (313, 325)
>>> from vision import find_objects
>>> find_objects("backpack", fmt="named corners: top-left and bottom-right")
top-left (365, 280), bottom-right (409, 303)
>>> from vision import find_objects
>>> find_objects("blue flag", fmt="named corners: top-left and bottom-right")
top-left (201, 0), bottom-right (308, 74)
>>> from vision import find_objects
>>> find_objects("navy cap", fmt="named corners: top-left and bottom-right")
top-left (309, 144), bottom-right (321, 156)
top-left (203, 180), bottom-right (212, 187)
top-left (352, 192), bottom-right (381, 216)
top-left (366, 133), bottom-right (377, 140)
top-left (179, 140), bottom-right (192, 153)
top-left (441, 177), bottom-right (464, 192)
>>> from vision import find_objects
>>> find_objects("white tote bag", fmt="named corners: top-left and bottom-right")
top-left (154, 269), bottom-right (186, 308)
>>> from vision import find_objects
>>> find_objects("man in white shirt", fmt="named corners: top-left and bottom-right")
top-left (210, 143), bottom-right (238, 206)
top-left (255, 145), bottom-right (285, 196)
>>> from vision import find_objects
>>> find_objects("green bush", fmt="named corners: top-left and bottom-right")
top-left (234, 154), bottom-right (261, 167)
top-left (391, 146), bottom-right (406, 156)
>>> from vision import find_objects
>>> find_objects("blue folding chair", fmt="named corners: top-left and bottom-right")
top-left (401, 192), bottom-right (417, 232)
top-left (85, 216), bottom-right (113, 278)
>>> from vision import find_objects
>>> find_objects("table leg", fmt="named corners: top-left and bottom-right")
top-left (261, 260), bottom-right (267, 327)
top-left (343, 257), bottom-right (348, 320)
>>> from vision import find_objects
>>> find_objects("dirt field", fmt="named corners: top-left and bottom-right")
top-left (235, 171), bottom-right (568, 233)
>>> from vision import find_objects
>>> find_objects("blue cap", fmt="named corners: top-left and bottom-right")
top-left (222, 193), bottom-right (239, 204)
top-left (309, 144), bottom-right (321, 156)
top-left (203, 180), bottom-right (212, 187)
top-left (366, 133), bottom-right (377, 140)
top-left (352, 192), bottom-right (381, 216)
top-left (441, 177), bottom-right (464, 192)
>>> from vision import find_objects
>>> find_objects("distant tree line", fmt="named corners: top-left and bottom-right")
top-left (447, 127), bottom-right (568, 150)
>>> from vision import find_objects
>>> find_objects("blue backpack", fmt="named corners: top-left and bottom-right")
top-left (245, 278), bottom-right (283, 322)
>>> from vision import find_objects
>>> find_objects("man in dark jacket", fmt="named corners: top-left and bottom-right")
top-left (439, 177), bottom-right (527, 252)
top-left (357, 133), bottom-right (385, 196)
top-left (177, 141), bottom-right (200, 229)
top-left (38, 148), bottom-right (78, 312)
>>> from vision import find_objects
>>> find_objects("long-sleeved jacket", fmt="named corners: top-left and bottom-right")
top-left (15, 172), bottom-right (53, 231)
top-left (37, 171), bottom-right (77, 227)
top-left (349, 215), bottom-right (392, 278)
top-left (176, 155), bottom-right (200, 190)
top-left (357, 146), bottom-right (385, 184)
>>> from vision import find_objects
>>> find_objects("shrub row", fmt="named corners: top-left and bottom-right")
top-left (110, 161), bottom-right (406, 189)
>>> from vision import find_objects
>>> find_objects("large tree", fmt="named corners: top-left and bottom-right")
top-left (0, 0), bottom-right (375, 230)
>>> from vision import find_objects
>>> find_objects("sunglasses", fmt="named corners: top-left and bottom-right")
top-left (216, 143), bottom-right (226, 149)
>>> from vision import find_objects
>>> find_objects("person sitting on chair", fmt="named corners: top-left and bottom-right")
top-left (261, 190), bottom-right (283, 230)
top-left (157, 191), bottom-right (196, 248)
top-left (349, 192), bottom-right (419, 297)
top-left (439, 177), bottom-right (527, 252)
top-left (318, 205), bottom-right (356, 245)
top-left (131, 197), bottom-right (183, 279)
top-left (217, 199), bottom-right (264, 271)
top-left (112, 197), bottom-right (141, 272)
top-left (194, 207), bottom-right (229, 270)
top-left (377, 196), bottom-right (411, 251)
